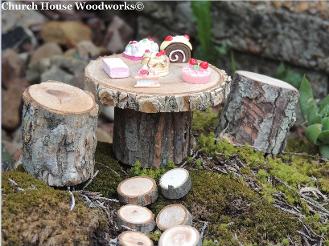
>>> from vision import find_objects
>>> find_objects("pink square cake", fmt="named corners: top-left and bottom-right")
top-left (102, 57), bottom-right (130, 79)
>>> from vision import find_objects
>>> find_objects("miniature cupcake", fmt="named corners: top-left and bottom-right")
top-left (123, 38), bottom-right (159, 61)
top-left (160, 34), bottom-right (192, 63)
top-left (182, 58), bottom-right (211, 84)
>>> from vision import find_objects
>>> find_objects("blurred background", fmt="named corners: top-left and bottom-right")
top-left (2, 1), bottom-right (329, 169)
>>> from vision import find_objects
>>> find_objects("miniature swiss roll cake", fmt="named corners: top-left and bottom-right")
top-left (160, 34), bottom-right (192, 63)
top-left (182, 58), bottom-right (211, 84)
top-left (123, 38), bottom-right (159, 61)
top-left (102, 57), bottom-right (129, 79)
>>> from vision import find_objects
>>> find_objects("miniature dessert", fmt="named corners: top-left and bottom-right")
top-left (102, 57), bottom-right (129, 78)
top-left (160, 34), bottom-right (192, 63)
top-left (140, 50), bottom-right (170, 77)
top-left (182, 58), bottom-right (211, 84)
top-left (123, 38), bottom-right (159, 61)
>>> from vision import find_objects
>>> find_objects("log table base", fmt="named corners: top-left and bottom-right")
top-left (113, 108), bottom-right (192, 167)
top-left (85, 54), bottom-right (230, 168)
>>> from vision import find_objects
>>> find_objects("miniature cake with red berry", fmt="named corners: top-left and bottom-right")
top-left (139, 50), bottom-right (170, 77)
top-left (123, 38), bottom-right (159, 61)
top-left (160, 35), bottom-right (192, 63)
top-left (182, 58), bottom-right (211, 84)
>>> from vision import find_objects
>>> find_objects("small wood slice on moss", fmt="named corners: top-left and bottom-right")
top-left (117, 204), bottom-right (155, 233)
top-left (117, 176), bottom-right (158, 206)
top-left (158, 225), bottom-right (201, 246)
top-left (22, 81), bottom-right (98, 186)
top-left (159, 168), bottom-right (192, 199)
top-left (156, 204), bottom-right (192, 231)
top-left (118, 231), bottom-right (154, 246)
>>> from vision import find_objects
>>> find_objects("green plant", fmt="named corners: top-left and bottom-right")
top-left (130, 160), bottom-right (176, 180)
top-left (191, 1), bottom-right (214, 61)
top-left (299, 76), bottom-right (329, 159)
top-left (275, 63), bottom-right (303, 88)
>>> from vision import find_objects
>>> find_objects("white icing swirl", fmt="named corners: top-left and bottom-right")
top-left (169, 49), bottom-right (186, 62)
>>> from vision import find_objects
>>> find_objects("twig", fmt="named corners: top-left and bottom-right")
top-left (68, 188), bottom-right (75, 211)
top-left (199, 220), bottom-right (209, 242)
top-left (8, 178), bottom-right (24, 192)
top-left (82, 170), bottom-right (99, 190)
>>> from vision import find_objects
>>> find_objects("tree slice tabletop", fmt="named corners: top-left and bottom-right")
top-left (85, 54), bottom-right (230, 113)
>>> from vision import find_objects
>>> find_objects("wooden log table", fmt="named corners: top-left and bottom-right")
top-left (85, 54), bottom-right (230, 167)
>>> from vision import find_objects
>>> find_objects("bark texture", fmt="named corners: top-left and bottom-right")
top-left (218, 71), bottom-right (299, 154)
top-left (22, 89), bottom-right (98, 186)
top-left (113, 108), bottom-right (192, 167)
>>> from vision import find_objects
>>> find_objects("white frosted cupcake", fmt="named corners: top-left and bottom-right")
top-left (123, 38), bottom-right (159, 61)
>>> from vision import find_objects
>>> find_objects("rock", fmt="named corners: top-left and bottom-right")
top-left (101, 106), bottom-right (115, 121)
top-left (27, 55), bottom-right (87, 88)
top-left (104, 16), bottom-right (134, 53)
top-left (2, 49), bottom-right (24, 87)
top-left (29, 43), bottom-right (63, 66)
top-left (64, 40), bottom-right (102, 60)
top-left (86, 17), bottom-right (106, 46)
top-left (2, 26), bottom-right (37, 52)
top-left (41, 66), bottom-right (74, 85)
top-left (96, 128), bottom-right (112, 144)
top-left (2, 10), bottom-right (47, 33)
top-left (41, 21), bottom-right (92, 48)
top-left (2, 78), bottom-right (29, 131)
top-left (2, 140), bottom-right (22, 162)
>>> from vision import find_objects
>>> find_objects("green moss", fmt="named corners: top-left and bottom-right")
top-left (130, 160), bottom-right (176, 181)
top-left (87, 142), bottom-right (128, 197)
top-left (182, 171), bottom-right (301, 245)
top-left (192, 108), bottom-right (219, 133)
top-left (286, 135), bottom-right (318, 154)
top-left (2, 170), bottom-right (107, 245)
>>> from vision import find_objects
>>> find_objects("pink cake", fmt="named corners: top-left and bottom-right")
top-left (123, 38), bottom-right (159, 61)
top-left (182, 58), bottom-right (211, 84)
top-left (102, 57), bottom-right (130, 79)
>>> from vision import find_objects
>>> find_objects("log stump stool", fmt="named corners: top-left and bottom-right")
top-left (85, 54), bottom-right (230, 167)
top-left (22, 81), bottom-right (99, 186)
top-left (218, 71), bottom-right (299, 154)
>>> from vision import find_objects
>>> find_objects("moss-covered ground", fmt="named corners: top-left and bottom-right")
top-left (3, 108), bottom-right (329, 245)
top-left (2, 171), bottom-right (108, 245)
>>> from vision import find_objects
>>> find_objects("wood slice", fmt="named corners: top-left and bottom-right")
top-left (156, 204), bottom-right (192, 231)
top-left (218, 71), bottom-right (299, 154)
top-left (117, 176), bottom-right (158, 206)
top-left (22, 81), bottom-right (98, 186)
top-left (159, 168), bottom-right (192, 199)
top-left (117, 204), bottom-right (155, 233)
top-left (118, 231), bottom-right (153, 246)
top-left (84, 54), bottom-right (231, 113)
top-left (158, 225), bottom-right (201, 246)
top-left (113, 108), bottom-right (192, 167)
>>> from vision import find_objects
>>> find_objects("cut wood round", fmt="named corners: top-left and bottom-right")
top-left (118, 231), bottom-right (154, 246)
top-left (117, 204), bottom-right (155, 233)
top-left (113, 108), bottom-right (192, 167)
top-left (158, 225), bottom-right (201, 246)
top-left (159, 168), bottom-right (192, 199)
top-left (218, 71), bottom-right (299, 154)
top-left (85, 54), bottom-right (231, 113)
top-left (156, 204), bottom-right (192, 231)
top-left (22, 81), bottom-right (99, 187)
top-left (117, 176), bottom-right (158, 206)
